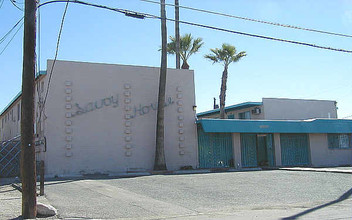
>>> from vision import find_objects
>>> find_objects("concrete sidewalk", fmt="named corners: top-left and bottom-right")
top-left (0, 178), bottom-right (57, 219)
top-left (278, 166), bottom-right (352, 174)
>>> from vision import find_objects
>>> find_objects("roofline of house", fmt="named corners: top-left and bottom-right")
top-left (197, 102), bottom-right (262, 117)
top-left (0, 71), bottom-right (47, 117)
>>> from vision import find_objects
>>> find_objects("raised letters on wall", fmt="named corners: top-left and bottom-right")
top-left (70, 94), bottom-right (174, 118)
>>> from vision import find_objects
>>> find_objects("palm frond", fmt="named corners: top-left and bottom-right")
top-left (204, 54), bottom-right (219, 64)
top-left (206, 43), bottom-right (246, 66)
top-left (231, 51), bottom-right (247, 63)
top-left (164, 33), bottom-right (203, 66)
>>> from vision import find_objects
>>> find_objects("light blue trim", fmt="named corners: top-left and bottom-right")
top-left (35, 70), bottom-right (47, 78)
top-left (0, 71), bottom-right (46, 116)
top-left (0, 91), bottom-right (22, 116)
top-left (197, 118), bottom-right (352, 134)
top-left (197, 102), bottom-right (262, 117)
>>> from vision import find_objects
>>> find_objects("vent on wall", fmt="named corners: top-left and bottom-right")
top-left (252, 107), bottom-right (261, 115)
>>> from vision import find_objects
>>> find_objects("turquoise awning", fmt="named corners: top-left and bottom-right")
top-left (197, 118), bottom-right (352, 134)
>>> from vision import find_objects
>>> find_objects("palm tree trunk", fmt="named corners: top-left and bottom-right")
top-left (154, 0), bottom-right (167, 171)
top-left (181, 61), bottom-right (189, 69)
top-left (219, 66), bottom-right (228, 119)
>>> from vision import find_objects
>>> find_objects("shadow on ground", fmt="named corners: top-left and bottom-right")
top-left (282, 187), bottom-right (352, 220)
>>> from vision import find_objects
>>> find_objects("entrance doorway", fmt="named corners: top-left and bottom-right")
top-left (198, 127), bottom-right (233, 168)
top-left (241, 133), bottom-right (275, 168)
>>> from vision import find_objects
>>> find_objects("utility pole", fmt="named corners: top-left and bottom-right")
top-left (175, 0), bottom-right (180, 69)
top-left (154, 0), bottom-right (167, 170)
top-left (21, 0), bottom-right (37, 218)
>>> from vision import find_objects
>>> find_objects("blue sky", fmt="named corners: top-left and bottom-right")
top-left (1, 0), bottom-right (352, 118)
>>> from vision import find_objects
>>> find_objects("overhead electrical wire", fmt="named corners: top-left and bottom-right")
top-left (140, 0), bottom-right (352, 39)
top-left (166, 18), bottom-right (352, 54)
top-left (0, 17), bottom-right (24, 44)
top-left (10, 0), bottom-right (23, 11)
top-left (38, 0), bottom-right (352, 54)
top-left (39, 0), bottom-right (70, 122)
top-left (0, 19), bottom-right (23, 55)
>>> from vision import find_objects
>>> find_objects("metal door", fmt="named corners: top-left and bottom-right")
top-left (280, 134), bottom-right (310, 166)
top-left (266, 134), bottom-right (275, 167)
top-left (198, 127), bottom-right (233, 168)
top-left (241, 133), bottom-right (257, 167)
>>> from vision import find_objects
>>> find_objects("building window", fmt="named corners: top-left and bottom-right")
top-left (328, 134), bottom-right (351, 149)
top-left (17, 104), bottom-right (20, 121)
top-left (239, 111), bottom-right (251, 119)
top-left (228, 114), bottom-right (235, 119)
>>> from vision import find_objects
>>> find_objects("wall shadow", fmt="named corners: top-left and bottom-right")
top-left (281, 187), bottom-right (352, 220)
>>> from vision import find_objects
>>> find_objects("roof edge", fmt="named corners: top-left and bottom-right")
top-left (197, 102), bottom-right (262, 117)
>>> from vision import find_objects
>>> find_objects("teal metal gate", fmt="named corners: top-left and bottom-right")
top-left (0, 136), bottom-right (21, 177)
top-left (241, 134), bottom-right (257, 167)
top-left (280, 134), bottom-right (310, 166)
top-left (198, 127), bottom-right (233, 168)
top-left (266, 134), bottom-right (275, 167)
top-left (241, 134), bottom-right (275, 167)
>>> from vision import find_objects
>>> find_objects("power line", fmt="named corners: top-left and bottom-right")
top-left (0, 19), bottom-right (23, 55)
top-left (165, 18), bottom-right (352, 54)
top-left (39, 0), bottom-right (70, 122)
top-left (38, 1), bottom-right (352, 54)
top-left (10, 0), bottom-right (23, 11)
top-left (140, 0), bottom-right (352, 39)
top-left (38, 0), bottom-right (150, 19)
top-left (12, 0), bottom-right (24, 4)
top-left (0, 17), bottom-right (24, 44)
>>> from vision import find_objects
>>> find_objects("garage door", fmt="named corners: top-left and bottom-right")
top-left (280, 134), bottom-right (310, 166)
top-left (241, 134), bottom-right (257, 167)
top-left (198, 127), bottom-right (233, 168)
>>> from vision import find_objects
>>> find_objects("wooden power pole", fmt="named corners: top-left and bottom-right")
top-left (175, 0), bottom-right (180, 69)
top-left (21, 0), bottom-right (37, 218)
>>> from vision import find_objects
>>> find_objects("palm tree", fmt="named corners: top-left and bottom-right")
top-left (205, 43), bottom-right (246, 119)
top-left (166, 33), bottom-right (203, 69)
top-left (154, 0), bottom-right (167, 171)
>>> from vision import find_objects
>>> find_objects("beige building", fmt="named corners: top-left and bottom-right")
top-left (197, 99), bottom-right (351, 169)
top-left (198, 98), bottom-right (338, 120)
top-left (1, 60), bottom-right (198, 177)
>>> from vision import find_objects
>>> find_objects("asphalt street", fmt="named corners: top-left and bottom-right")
top-left (42, 170), bottom-right (352, 219)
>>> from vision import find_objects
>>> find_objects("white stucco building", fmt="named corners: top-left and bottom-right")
top-left (1, 60), bottom-right (351, 178)
top-left (0, 60), bottom-right (198, 177)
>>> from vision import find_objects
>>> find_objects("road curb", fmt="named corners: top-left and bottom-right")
top-left (278, 168), bottom-right (352, 174)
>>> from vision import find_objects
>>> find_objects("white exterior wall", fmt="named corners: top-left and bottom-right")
top-left (0, 99), bottom-right (21, 142)
top-left (40, 60), bottom-right (197, 176)
top-left (232, 133), bottom-right (241, 168)
top-left (262, 98), bottom-right (337, 120)
top-left (273, 133), bottom-right (282, 166)
top-left (309, 134), bottom-right (352, 167)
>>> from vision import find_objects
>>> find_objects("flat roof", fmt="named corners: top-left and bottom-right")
top-left (197, 118), bottom-right (352, 134)
top-left (0, 91), bottom-right (22, 116)
top-left (197, 102), bottom-right (262, 117)
top-left (0, 71), bottom-right (46, 116)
